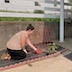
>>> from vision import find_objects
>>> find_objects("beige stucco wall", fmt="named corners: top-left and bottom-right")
top-left (0, 21), bottom-right (44, 50)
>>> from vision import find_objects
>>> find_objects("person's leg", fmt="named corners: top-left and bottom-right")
top-left (7, 48), bottom-right (26, 60)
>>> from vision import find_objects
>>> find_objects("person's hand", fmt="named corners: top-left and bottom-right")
top-left (35, 49), bottom-right (40, 54)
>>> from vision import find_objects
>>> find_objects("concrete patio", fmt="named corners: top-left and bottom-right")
top-left (55, 38), bottom-right (72, 51)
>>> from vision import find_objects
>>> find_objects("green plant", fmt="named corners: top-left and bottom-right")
top-left (34, 10), bottom-right (44, 14)
top-left (0, 17), bottom-right (60, 22)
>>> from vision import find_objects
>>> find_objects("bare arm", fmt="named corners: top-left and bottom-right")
top-left (20, 36), bottom-right (28, 54)
top-left (21, 36), bottom-right (40, 54)
top-left (21, 36), bottom-right (26, 49)
top-left (26, 38), bottom-right (37, 51)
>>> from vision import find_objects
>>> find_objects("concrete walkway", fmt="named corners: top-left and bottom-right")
top-left (55, 38), bottom-right (72, 51)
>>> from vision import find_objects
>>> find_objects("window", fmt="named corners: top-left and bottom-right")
top-left (35, 2), bottom-right (40, 6)
top-left (5, 0), bottom-right (9, 3)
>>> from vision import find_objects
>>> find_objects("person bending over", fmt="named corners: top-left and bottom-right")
top-left (6, 24), bottom-right (40, 60)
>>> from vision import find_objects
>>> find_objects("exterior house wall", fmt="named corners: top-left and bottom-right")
top-left (0, 0), bottom-right (34, 12)
top-left (0, 0), bottom-right (71, 16)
